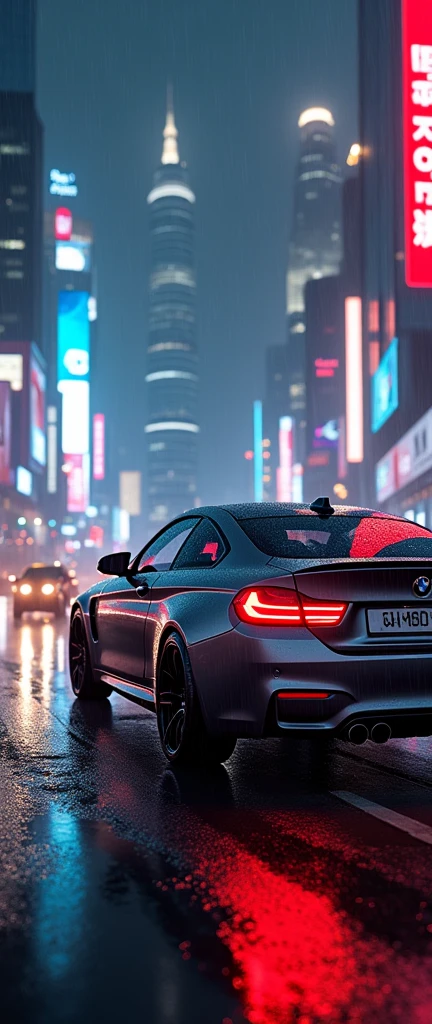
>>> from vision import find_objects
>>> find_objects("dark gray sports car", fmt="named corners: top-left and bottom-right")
top-left (69, 498), bottom-right (432, 766)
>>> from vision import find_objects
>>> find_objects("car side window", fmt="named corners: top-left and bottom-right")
top-left (172, 518), bottom-right (228, 569)
top-left (137, 518), bottom-right (199, 572)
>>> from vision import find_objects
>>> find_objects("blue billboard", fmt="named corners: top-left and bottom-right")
top-left (57, 291), bottom-right (90, 384)
top-left (371, 337), bottom-right (398, 433)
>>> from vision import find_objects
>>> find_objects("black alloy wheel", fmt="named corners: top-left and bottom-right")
top-left (69, 610), bottom-right (111, 699)
top-left (156, 631), bottom-right (236, 767)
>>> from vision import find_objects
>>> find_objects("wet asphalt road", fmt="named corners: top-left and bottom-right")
top-left (1, 599), bottom-right (432, 1023)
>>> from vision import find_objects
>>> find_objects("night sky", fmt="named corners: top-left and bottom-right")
top-left (37, 0), bottom-right (357, 509)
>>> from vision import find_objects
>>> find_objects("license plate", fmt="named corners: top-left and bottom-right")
top-left (367, 608), bottom-right (432, 634)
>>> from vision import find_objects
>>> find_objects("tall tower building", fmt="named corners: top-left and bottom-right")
top-left (286, 107), bottom-right (342, 465)
top-left (145, 93), bottom-right (198, 526)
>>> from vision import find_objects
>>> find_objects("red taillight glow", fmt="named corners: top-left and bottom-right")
top-left (278, 691), bottom-right (330, 699)
top-left (233, 587), bottom-right (347, 628)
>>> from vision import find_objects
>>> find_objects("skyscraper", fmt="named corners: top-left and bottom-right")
top-left (286, 108), bottom-right (342, 466)
top-left (145, 93), bottom-right (198, 526)
top-left (0, 0), bottom-right (42, 345)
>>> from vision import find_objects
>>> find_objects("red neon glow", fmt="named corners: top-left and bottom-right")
top-left (308, 451), bottom-right (329, 466)
top-left (368, 299), bottom-right (379, 333)
top-left (66, 453), bottom-right (89, 513)
top-left (233, 587), bottom-right (347, 627)
top-left (93, 413), bottom-right (105, 480)
top-left (349, 516), bottom-right (430, 558)
top-left (277, 416), bottom-right (293, 502)
top-left (314, 357), bottom-right (339, 379)
top-left (385, 299), bottom-right (396, 342)
top-left (369, 340), bottom-right (380, 376)
top-left (402, 0), bottom-right (432, 287)
top-left (202, 541), bottom-right (218, 561)
top-left (55, 207), bottom-right (73, 241)
top-left (89, 524), bottom-right (104, 548)
top-left (278, 691), bottom-right (330, 699)
top-left (244, 450), bottom-right (254, 460)
top-left (345, 296), bottom-right (363, 463)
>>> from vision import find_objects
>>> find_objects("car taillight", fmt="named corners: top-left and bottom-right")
top-left (300, 596), bottom-right (347, 626)
top-left (233, 587), bottom-right (347, 627)
top-left (233, 587), bottom-right (303, 625)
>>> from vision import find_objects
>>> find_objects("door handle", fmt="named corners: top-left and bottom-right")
top-left (136, 584), bottom-right (149, 598)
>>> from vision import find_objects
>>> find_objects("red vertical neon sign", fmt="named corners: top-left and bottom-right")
top-left (93, 413), bottom-right (105, 480)
top-left (403, 0), bottom-right (432, 287)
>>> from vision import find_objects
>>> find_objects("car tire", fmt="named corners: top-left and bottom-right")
top-left (156, 630), bottom-right (237, 767)
top-left (69, 609), bottom-right (112, 700)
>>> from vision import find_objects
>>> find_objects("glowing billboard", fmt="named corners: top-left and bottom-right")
top-left (16, 466), bottom-right (32, 496)
top-left (0, 383), bottom-right (11, 485)
top-left (47, 406), bottom-right (57, 494)
top-left (55, 240), bottom-right (91, 273)
top-left (119, 470), bottom-right (141, 515)
top-left (30, 347), bottom-right (46, 467)
top-left (371, 337), bottom-right (399, 433)
top-left (0, 352), bottom-right (23, 391)
top-left (402, 0), bottom-right (432, 287)
top-left (55, 208), bottom-right (73, 240)
top-left (57, 291), bottom-right (90, 384)
top-left (276, 416), bottom-right (293, 502)
top-left (61, 381), bottom-right (89, 455)
top-left (253, 400), bottom-right (263, 502)
top-left (66, 453), bottom-right (90, 513)
top-left (345, 297), bottom-right (363, 463)
top-left (93, 414), bottom-right (105, 480)
top-left (50, 170), bottom-right (78, 198)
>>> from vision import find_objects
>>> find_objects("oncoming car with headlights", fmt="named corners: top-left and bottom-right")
top-left (68, 499), bottom-right (432, 768)
top-left (13, 563), bottom-right (75, 618)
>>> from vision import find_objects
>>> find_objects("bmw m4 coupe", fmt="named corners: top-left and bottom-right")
top-left (69, 499), bottom-right (432, 767)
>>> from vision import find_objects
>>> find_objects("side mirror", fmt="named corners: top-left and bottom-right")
top-left (97, 551), bottom-right (131, 577)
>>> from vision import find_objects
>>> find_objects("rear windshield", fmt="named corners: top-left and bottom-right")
top-left (239, 515), bottom-right (432, 559)
top-left (22, 566), bottom-right (64, 579)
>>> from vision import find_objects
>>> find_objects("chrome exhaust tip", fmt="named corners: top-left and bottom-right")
top-left (370, 722), bottom-right (392, 744)
top-left (347, 722), bottom-right (369, 745)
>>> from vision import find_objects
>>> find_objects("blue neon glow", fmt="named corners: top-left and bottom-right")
top-left (371, 337), bottom-right (398, 433)
top-left (57, 291), bottom-right (90, 384)
top-left (253, 400), bottom-right (263, 502)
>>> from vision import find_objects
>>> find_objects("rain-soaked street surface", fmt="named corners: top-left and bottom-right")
top-left (2, 598), bottom-right (432, 1024)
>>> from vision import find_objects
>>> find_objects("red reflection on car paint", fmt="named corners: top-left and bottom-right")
top-left (349, 517), bottom-right (430, 558)
top-left (202, 542), bottom-right (219, 561)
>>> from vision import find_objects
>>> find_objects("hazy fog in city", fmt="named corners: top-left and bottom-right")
top-left (37, 0), bottom-right (357, 509)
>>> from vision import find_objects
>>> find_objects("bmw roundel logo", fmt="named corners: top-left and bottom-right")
top-left (413, 576), bottom-right (432, 598)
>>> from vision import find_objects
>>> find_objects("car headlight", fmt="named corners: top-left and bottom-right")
top-left (20, 584), bottom-right (32, 595)
top-left (41, 583), bottom-right (55, 595)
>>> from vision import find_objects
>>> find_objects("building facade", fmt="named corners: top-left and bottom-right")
top-left (0, 0), bottom-right (45, 546)
top-left (358, 0), bottom-right (432, 525)
top-left (145, 96), bottom-right (198, 526)
top-left (286, 107), bottom-right (343, 467)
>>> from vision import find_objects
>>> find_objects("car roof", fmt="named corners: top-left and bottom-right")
top-left (183, 502), bottom-right (401, 522)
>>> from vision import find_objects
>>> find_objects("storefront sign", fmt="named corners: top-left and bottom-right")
top-left (376, 406), bottom-right (432, 502)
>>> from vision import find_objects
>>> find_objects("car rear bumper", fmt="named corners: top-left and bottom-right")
top-left (188, 626), bottom-right (432, 738)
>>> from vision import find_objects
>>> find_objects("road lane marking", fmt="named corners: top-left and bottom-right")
top-left (331, 789), bottom-right (432, 846)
